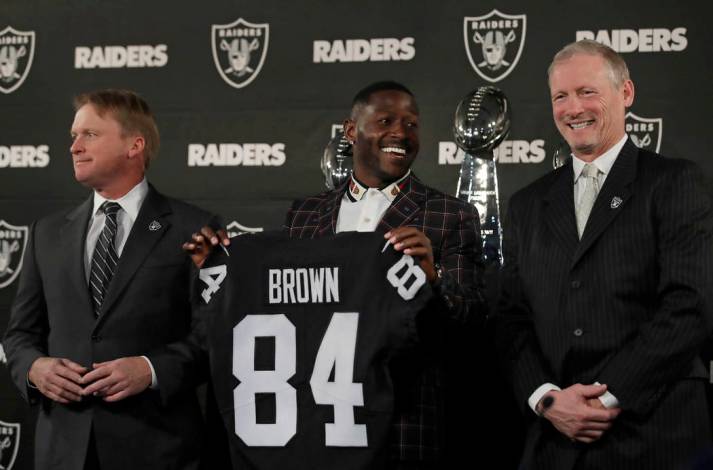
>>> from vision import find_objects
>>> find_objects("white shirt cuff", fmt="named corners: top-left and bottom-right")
top-left (141, 355), bottom-right (158, 389)
top-left (528, 383), bottom-right (561, 415)
top-left (26, 373), bottom-right (38, 389)
top-left (594, 381), bottom-right (619, 408)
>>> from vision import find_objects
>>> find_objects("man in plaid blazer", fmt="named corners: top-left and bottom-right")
top-left (284, 81), bottom-right (486, 468)
top-left (186, 81), bottom-right (487, 468)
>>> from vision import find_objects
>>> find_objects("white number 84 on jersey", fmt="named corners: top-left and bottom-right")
top-left (198, 254), bottom-right (426, 447)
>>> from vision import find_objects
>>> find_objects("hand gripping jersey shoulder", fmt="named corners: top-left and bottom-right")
top-left (198, 231), bottom-right (431, 469)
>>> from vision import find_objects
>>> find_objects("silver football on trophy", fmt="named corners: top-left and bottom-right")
top-left (321, 130), bottom-right (353, 190)
top-left (453, 86), bottom-right (511, 157)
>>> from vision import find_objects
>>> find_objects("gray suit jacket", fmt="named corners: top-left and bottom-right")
top-left (4, 185), bottom-right (214, 470)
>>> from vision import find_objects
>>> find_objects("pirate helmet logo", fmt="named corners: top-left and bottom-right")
top-left (464, 10), bottom-right (526, 83)
top-left (0, 221), bottom-right (28, 289)
top-left (211, 18), bottom-right (269, 89)
top-left (0, 420), bottom-right (20, 470)
top-left (0, 26), bottom-right (35, 94)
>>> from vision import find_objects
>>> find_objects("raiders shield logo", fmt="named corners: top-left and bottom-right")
top-left (0, 220), bottom-right (28, 289)
top-left (226, 221), bottom-right (263, 238)
top-left (211, 18), bottom-right (269, 89)
top-left (0, 420), bottom-right (20, 470)
top-left (625, 112), bottom-right (663, 153)
top-left (463, 10), bottom-right (526, 83)
top-left (0, 26), bottom-right (35, 94)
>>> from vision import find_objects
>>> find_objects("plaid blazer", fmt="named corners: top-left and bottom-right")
top-left (284, 173), bottom-right (486, 464)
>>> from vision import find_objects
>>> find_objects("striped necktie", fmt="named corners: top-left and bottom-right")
top-left (89, 201), bottom-right (121, 316)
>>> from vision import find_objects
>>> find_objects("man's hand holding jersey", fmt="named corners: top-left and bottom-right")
top-left (182, 225), bottom-right (230, 268)
top-left (384, 227), bottom-right (436, 283)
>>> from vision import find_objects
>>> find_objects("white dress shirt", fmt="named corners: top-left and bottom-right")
top-left (85, 178), bottom-right (149, 280)
top-left (572, 134), bottom-right (627, 205)
top-left (336, 171), bottom-right (410, 233)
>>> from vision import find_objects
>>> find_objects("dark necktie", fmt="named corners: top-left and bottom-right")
top-left (89, 201), bottom-right (121, 316)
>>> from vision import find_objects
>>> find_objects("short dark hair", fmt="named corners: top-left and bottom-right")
top-left (350, 81), bottom-right (416, 117)
top-left (73, 89), bottom-right (159, 168)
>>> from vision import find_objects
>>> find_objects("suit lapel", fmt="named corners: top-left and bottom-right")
top-left (97, 186), bottom-right (172, 320)
top-left (59, 197), bottom-right (94, 316)
top-left (543, 164), bottom-right (579, 259)
top-left (571, 140), bottom-right (637, 267)
top-left (378, 174), bottom-right (425, 231)
top-left (316, 183), bottom-right (346, 237)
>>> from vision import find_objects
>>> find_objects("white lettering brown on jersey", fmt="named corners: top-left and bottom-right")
top-left (268, 267), bottom-right (339, 304)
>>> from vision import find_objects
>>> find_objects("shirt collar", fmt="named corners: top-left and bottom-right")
top-left (345, 171), bottom-right (410, 202)
top-left (572, 135), bottom-right (628, 182)
top-left (92, 178), bottom-right (149, 223)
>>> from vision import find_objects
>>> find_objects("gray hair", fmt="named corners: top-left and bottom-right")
top-left (548, 39), bottom-right (630, 88)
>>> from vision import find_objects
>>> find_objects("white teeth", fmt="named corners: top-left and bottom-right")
top-left (569, 121), bottom-right (593, 129)
top-left (381, 147), bottom-right (406, 155)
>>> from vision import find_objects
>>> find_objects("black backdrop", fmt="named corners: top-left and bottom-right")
top-left (2, 1), bottom-right (713, 468)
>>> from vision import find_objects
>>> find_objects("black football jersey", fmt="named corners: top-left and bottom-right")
top-left (197, 231), bottom-right (431, 469)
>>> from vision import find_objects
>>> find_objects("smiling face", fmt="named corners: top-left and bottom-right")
top-left (70, 104), bottom-right (145, 198)
top-left (549, 53), bottom-right (634, 161)
top-left (344, 89), bottom-right (419, 188)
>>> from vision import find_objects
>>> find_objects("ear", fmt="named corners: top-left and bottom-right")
top-left (343, 119), bottom-right (356, 144)
top-left (622, 79), bottom-right (635, 108)
top-left (127, 135), bottom-right (146, 160)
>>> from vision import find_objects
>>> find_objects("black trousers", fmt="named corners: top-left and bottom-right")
top-left (83, 427), bottom-right (101, 470)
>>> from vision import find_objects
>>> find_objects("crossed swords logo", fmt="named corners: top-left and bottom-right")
top-left (630, 134), bottom-right (652, 148)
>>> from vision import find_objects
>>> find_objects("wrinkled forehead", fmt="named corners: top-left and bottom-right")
top-left (549, 53), bottom-right (615, 88)
top-left (72, 103), bottom-right (123, 130)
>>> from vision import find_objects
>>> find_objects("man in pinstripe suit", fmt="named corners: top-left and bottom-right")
top-left (496, 40), bottom-right (713, 469)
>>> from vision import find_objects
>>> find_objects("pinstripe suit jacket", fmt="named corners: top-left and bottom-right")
top-left (284, 173), bottom-right (486, 463)
top-left (497, 139), bottom-right (713, 469)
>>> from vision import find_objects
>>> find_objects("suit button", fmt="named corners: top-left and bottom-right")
top-left (571, 280), bottom-right (581, 289)
top-left (91, 334), bottom-right (101, 342)
top-left (573, 328), bottom-right (583, 337)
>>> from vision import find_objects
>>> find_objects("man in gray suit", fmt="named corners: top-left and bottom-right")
top-left (3, 89), bottom-right (214, 469)
top-left (497, 40), bottom-right (713, 469)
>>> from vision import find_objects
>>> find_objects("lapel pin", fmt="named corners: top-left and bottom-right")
top-left (148, 220), bottom-right (162, 231)
top-left (610, 197), bottom-right (623, 209)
